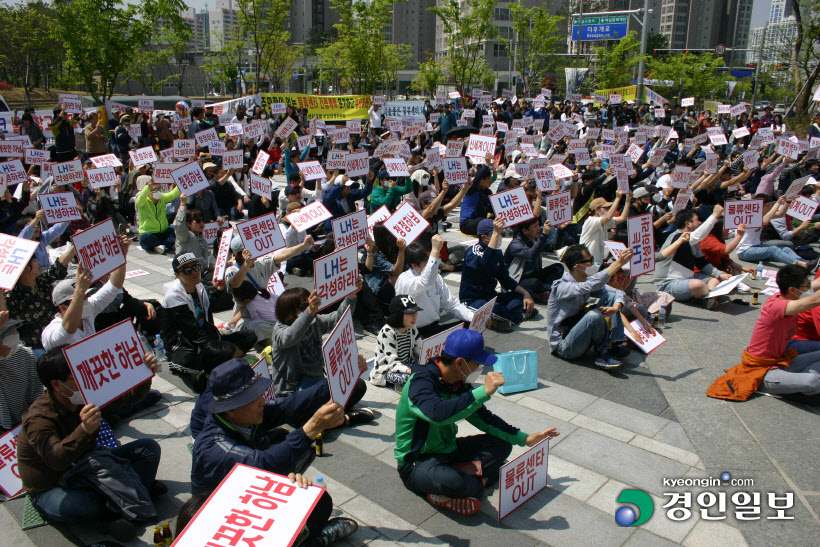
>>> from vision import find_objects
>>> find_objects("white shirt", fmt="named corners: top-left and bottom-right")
top-left (655, 174), bottom-right (672, 189)
top-left (42, 281), bottom-right (123, 351)
top-left (579, 216), bottom-right (615, 264)
top-left (394, 256), bottom-right (474, 328)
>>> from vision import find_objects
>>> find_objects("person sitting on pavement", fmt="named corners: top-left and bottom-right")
top-left (788, 270), bottom-right (820, 356)
top-left (16, 209), bottom-right (69, 268)
top-left (707, 265), bottom-right (820, 404)
top-left (173, 193), bottom-right (211, 271)
top-left (579, 190), bottom-right (630, 263)
top-left (371, 295), bottom-right (423, 389)
top-left (395, 235), bottom-right (474, 338)
top-left (17, 347), bottom-right (164, 542)
top-left (460, 218), bottom-right (536, 332)
top-left (394, 329), bottom-right (560, 516)
top-left (0, 313), bottom-right (42, 434)
top-left (459, 164), bottom-right (495, 237)
top-left (190, 359), bottom-right (360, 546)
top-left (370, 170), bottom-right (413, 213)
top-left (504, 217), bottom-right (565, 304)
top-left (546, 244), bottom-right (633, 371)
top-left (136, 174), bottom-right (181, 255)
top-left (162, 252), bottom-right (257, 376)
top-left (653, 206), bottom-right (736, 310)
top-left (269, 284), bottom-right (374, 425)
top-left (322, 172), bottom-right (374, 228)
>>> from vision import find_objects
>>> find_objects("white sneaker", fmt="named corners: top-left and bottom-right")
top-left (737, 282), bottom-right (751, 293)
top-left (154, 245), bottom-right (166, 255)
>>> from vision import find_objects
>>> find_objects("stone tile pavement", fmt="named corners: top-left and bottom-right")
top-left (1, 183), bottom-right (819, 545)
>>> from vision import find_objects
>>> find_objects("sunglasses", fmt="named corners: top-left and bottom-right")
top-left (179, 263), bottom-right (202, 275)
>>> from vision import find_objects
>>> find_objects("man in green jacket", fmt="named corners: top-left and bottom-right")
top-left (394, 329), bottom-right (559, 516)
top-left (370, 169), bottom-right (413, 212)
top-left (137, 175), bottom-right (181, 254)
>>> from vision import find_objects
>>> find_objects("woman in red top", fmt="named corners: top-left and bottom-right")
top-left (789, 269), bottom-right (820, 354)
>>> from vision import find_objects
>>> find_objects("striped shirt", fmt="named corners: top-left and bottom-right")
top-left (0, 347), bottom-right (43, 431)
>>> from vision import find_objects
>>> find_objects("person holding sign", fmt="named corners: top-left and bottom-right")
top-left (17, 348), bottom-right (162, 541)
top-left (136, 174), bottom-right (181, 255)
top-left (371, 295), bottom-right (423, 389)
top-left (708, 265), bottom-right (820, 404)
top-left (546, 245), bottom-right (634, 371)
top-left (190, 359), bottom-right (361, 546)
top-left (396, 236), bottom-right (475, 338)
top-left (579, 191), bottom-right (631, 263)
top-left (459, 164), bottom-right (495, 236)
top-left (371, 170), bottom-right (413, 213)
top-left (394, 329), bottom-right (560, 516)
top-left (16, 208), bottom-right (69, 268)
top-left (172, 194), bottom-right (212, 270)
top-left (503, 217), bottom-right (565, 304)
top-left (322, 172), bottom-right (375, 227)
top-left (460, 218), bottom-right (536, 332)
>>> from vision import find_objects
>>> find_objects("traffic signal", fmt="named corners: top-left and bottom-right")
top-left (749, 62), bottom-right (755, 67)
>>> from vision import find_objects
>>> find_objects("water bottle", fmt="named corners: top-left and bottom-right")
top-left (755, 262), bottom-right (764, 280)
top-left (315, 475), bottom-right (326, 490)
top-left (660, 306), bottom-right (666, 329)
top-left (153, 335), bottom-right (166, 362)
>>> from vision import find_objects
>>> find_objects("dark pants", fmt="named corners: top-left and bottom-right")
top-left (460, 218), bottom-right (482, 236)
top-left (399, 434), bottom-right (512, 500)
top-left (519, 263), bottom-right (565, 295)
top-left (465, 291), bottom-right (530, 325)
top-left (302, 491), bottom-right (334, 546)
top-left (95, 299), bottom-right (163, 336)
top-left (299, 376), bottom-right (367, 411)
top-left (32, 439), bottom-right (160, 523)
top-left (417, 320), bottom-right (465, 339)
top-left (168, 330), bottom-right (258, 371)
top-left (139, 227), bottom-right (175, 251)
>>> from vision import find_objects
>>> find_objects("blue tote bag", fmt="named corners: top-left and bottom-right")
top-left (493, 350), bottom-right (538, 394)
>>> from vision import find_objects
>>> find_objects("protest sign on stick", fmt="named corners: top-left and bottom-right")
top-left (322, 306), bottom-right (359, 408)
top-left (314, 244), bottom-right (359, 310)
top-left (333, 209), bottom-right (368, 249)
top-left (38, 192), bottom-right (83, 224)
top-left (490, 186), bottom-right (534, 228)
top-left (237, 212), bottom-right (286, 259)
top-left (383, 202), bottom-right (430, 245)
top-left (71, 219), bottom-right (125, 283)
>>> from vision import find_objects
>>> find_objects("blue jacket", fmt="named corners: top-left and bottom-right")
top-left (459, 186), bottom-right (494, 223)
top-left (190, 379), bottom-right (331, 494)
top-left (460, 241), bottom-right (519, 303)
top-left (282, 145), bottom-right (310, 181)
top-left (322, 178), bottom-right (374, 221)
top-left (439, 111), bottom-right (456, 135)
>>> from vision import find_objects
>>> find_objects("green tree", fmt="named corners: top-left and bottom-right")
top-left (317, 0), bottom-right (409, 95)
top-left (508, 4), bottom-right (565, 97)
top-left (235, 0), bottom-right (300, 92)
top-left (201, 43), bottom-right (242, 97)
top-left (53, 0), bottom-right (188, 103)
top-left (0, 1), bottom-right (64, 103)
top-left (593, 32), bottom-right (645, 89)
top-left (647, 32), bottom-right (669, 53)
top-left (646, 52), bottom-right (726, 102)
top-left (409, 58), bottom-right (444, 97)
top-left (790, 0), bottom-right (820, 118)
top-left (429, 0), bottom-right (498, 92)
top-left (122, 23), bottom-right (193, 95)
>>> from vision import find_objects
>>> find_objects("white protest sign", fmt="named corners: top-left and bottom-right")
top-left (468, 296), bottom-right (496, 335)
top-left (296, 135), bottom-right (312, 152)
top-left (285, 200), bottom-right (333, 233)
top-left (625, 321), bottom-right (667, 354)
top-left (730, 103), bottom-right (747, 116)
top-left (173, 464), bottom-right (324, 547)
top-left (425, 147), bottom-right (442, 170)
top-left (490, 186), bottom-right (534, 228)
top-left (333, 209), bottom-right (368, 249)
top-left (241, 119), bottom-right (265, 140)
top-left (418, 323), bottom-right (464, 365)
top-left (249, 173), bottom-right (271, 198)
top-left (0, 234), bottom-right (38, 290)
top-left (62, 319), bottom-right (153, 408)
top-left (322, 306), bottom-right (359, 408)
top-left (443, 157), bottom-right (469, 185)
top-left (71, 219), bottom-right (125, 283)
top-left (706, 127), bottom-right (728, 146)
top-left (252, 357), bottom-right (277, 403)
top-left (367, 205), bottom-right (391, 239)
top-left (0, 141), bottom-right (23, 158)
top-left (626, 143), bottom-right (644, 164)
top-left (383, 157), bottom-right (411, 178)
top-left (128, 145), bottom-right (157, 168)
top-left (267, 272), bottom-right (285, 297)
top-left (194, 127), bottom-right (219, 148)
top-left (138, 98), bottom-right (154, 112)
top-left (274, 116), bottom-right (298, 139)
top-left (384, 202), bottom-right (430, 245)
top-left (681, 97), bottom-right (694, 107)
top-left (171, 161), bottom-right (210, 195)
top-left (466, 134), bottom-right (497, 164)
top-left (742, 150), bottom-right (759, 170)
top-left (671, 191), bottom-right (692, 215)
top-left (345, 151), bottom-right (370, 178)
top-left (237, 212), bottom-right (286, 259)
top-left (174, 139), bottom-right (196, 159)
top-left (202, 222), bottom-right (219, 245)
top-left (788, 195), bottom-right (820, 222)
top-left (545, 191), bottom-right (572, 225)
top-left (252, 150), bottom-right (270, 175)
top-left (346, 119), bottom-right (362, 134)
top-left (38, 192), bottom-right (83, 224)
top-left (614, 168), bottom-right (631, 193)
top-left (222, 150), bottom-right (244, 170)
top-left (445, 141), bottom-right (463, 158)
top-left (628, 213), bottom-right (655, 278)
top-left (0, 425), bottom-right (23, 497)
top-left (52, 159), bottom-right (83, 186)
top-left (725, 199), bottom-right (763, 229)
top-left (297, 160), bottom-right (327, 181)
top-left (717, 104), bottom-right (731, 114)
top-left (777, 137), bottom-right (800, 160)
top-left (706, 273), bottom-right (749, 298)
top-left (326, 150), bottom-right (346, 170)
top-left (89, 153), bottom-right (122, 168)
top-left (212, 230), bottom-right (233, 283)
top-left (24, 147), bottom-right (48, 166)
top-left (151, 162), bottom-right (176, 186)
top-left (59, 96), bottom-right (83, 114)
top-left (533, 166), bottom-right (556, 192)
top-left (224, 123), bottom-right (243, 137)
top-left (732, 126), bottom-right (750, 139)
top-left (207, 141), bottom-right (226, 156)
top-left (498, 439), bottom-right (549, 521)
top-left (785, 176), bottom-right (814, 199)
top-left (314, 244), bottom-right (359, 311)
top-left (671, 165), bottom-right (693, 189)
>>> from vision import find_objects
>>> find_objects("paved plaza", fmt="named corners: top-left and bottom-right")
top-left (1, 180), bottom-right (819, 546)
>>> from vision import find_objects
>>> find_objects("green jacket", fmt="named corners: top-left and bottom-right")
top-left (137, 184), bottom-right (181, 235)
top-left (370, 178), bottom-right (413, 212)
top-left (394, 360), bottom-right (527, 467)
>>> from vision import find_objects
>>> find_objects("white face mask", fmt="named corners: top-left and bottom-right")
top-left (459, 362), bottom-right (480, 384)
top-left (0, 332), bottom-right (20, 359)
top-left (152, 190), bottom-right (163, 200)
top-left (799, 287), bottom-right (814, 299)
top-left (583, 263), bottom-right (599, 277)
top-left (81, 300), bottom-right (93, 320)
top-left (60, 382), bottom-right (86, 406)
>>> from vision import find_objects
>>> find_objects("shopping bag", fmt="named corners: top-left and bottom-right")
top-left (493, 350), bottom-right (538, 394)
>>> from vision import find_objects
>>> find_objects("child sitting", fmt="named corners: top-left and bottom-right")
top-left (228, 279), bottom-right (279, 342)
top-left (371, 295), bottom-right (423, 389)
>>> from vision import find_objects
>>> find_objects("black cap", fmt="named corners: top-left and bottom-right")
top-left (389, 295), bottom-right (423, 314)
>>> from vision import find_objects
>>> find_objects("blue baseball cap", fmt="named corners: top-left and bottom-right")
top-left (443, 329), bottom-right (497, 366)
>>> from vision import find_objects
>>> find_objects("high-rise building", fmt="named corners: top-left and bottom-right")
top-left (288, 0), bottom-right (341, 46)
top-left (747, 0), bottom-right (798, 67)
top-left (209, 0), bottom-right (240, 49)
top-left (655, 0), bottom-right (753, 51)
top-left (390, 0), bottom-right (437, 67)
